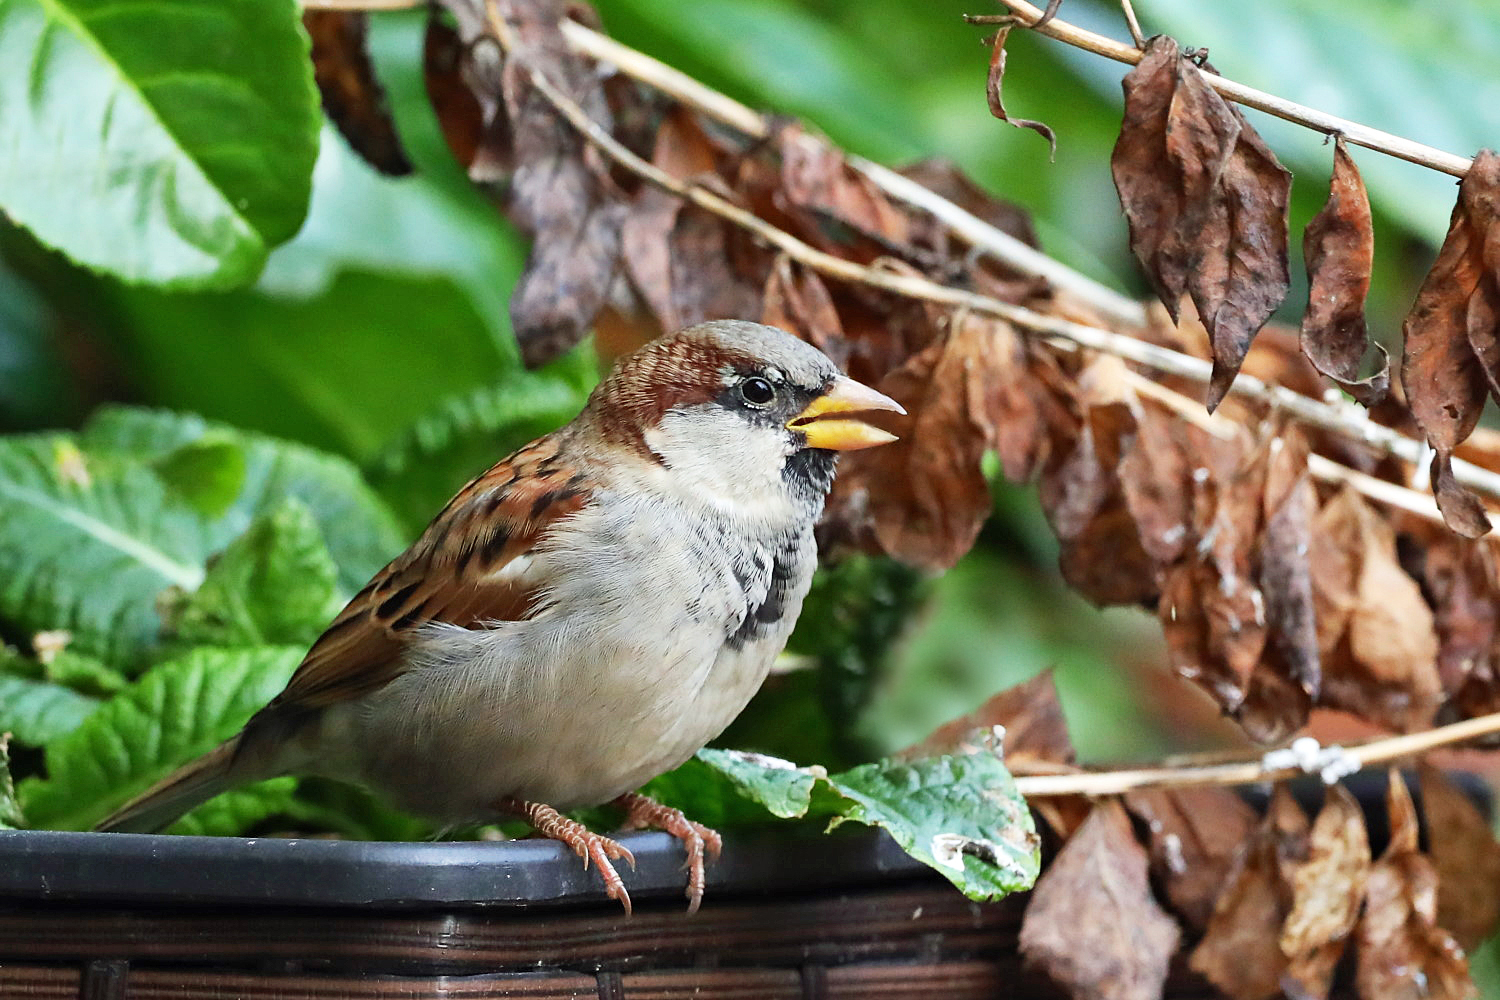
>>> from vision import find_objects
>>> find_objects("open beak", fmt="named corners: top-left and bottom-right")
top-left (787, 375), bottom-right (906, 451)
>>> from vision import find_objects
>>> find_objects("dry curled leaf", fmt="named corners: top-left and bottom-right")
top-left (1301, 138), bottom-right (1388, 405)
top-left (1111, 35), bottom-right (1291, 412)
top-left (1190, 784), bottom-right (1308, 1000)
top-left (1419, 764), bottom-right (1500, 951)
top-left (1355, 771), bottom-right (1475, 1000)
top-left (901, 670), bottom-right (1074, 769)
top-left (762, 256), bottom-right (848, 369)
top-left (1019, 801), bottom-right (1180, 1000)
top-left (1280, 784), bottom-right (1370, 999)
top-left (1311, 488), bottom-right (1442, 731)
top-left (1401, 150), bottom-right (1500, 538)
top-left (424, 14), bottom-right (491, 176)
top-left (305, 10), bottom-right (413, 176)
top-left (985, 27), bottom-right (1057, 158)
top-left (1123, 785), bottom-right (1256, 931)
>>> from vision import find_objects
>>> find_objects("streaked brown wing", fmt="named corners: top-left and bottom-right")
top-left (266, 432), bottom-right (592, 711)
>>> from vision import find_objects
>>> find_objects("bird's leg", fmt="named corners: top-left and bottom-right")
top-left (497, 797), bottom-right (637, 915)
top-left (614, 791), bottom-right (723, 914)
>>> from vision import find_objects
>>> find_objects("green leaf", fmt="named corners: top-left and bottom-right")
top-left (368, 372), bottom-right (589, 531)
top-left (0, 736), bottom-right (21, 829)
top-left (152, 437), bottom-right (247, 520)
top-left (692, 748), bottom-right (820, 819)
top-left (691, 735), bottom-right (1040, 901)
top-left (0, 0), bottom-right (320, 288)
top-left (169, 776), bottom-right (300, 837)
top-left (81, 407), bottom-right (405, 593)
top-left (826, 745), bottom-right (1039, 900)
top-left (0, 669), bottom-right (99, 746)
top-left (44, 650), bottom-right (126, 698)
top-left (0, 432), bottom-right (212, 666)
top-left (173, 499), bottom-right (340, 648)
top-left (18, 645), bottom-right (301, 830)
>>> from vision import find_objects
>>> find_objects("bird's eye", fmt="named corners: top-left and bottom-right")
top-left (739, 376), bottom-right (776, 406)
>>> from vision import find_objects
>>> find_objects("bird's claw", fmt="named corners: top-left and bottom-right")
top-left (499, 797), bottom-right (637, 915)
top-left (615, 791), bottom-right (722, 914)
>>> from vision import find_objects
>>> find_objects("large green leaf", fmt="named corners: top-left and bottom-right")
top-left (18, 645), bottom-right (301, 830)
top-left (171, 499), bottom-right (341, 649)
top-left (0, 0), bottom-right (318, 288)
top-left (0, 672), bottom-right (99, 746)
top-left (689, 735), bottom-right (1040, 901)
top-left (81, 407), bottom-right (405, 593)
top-left (0, 433), bottom-right (211, 666)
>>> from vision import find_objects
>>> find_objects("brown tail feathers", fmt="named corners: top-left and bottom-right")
top-left (95, 737), bottom-right (240, 834)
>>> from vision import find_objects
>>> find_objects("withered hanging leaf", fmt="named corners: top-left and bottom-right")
top-left (1419, 764), bottom-right (1500, 951)
top-left (621, 106), bottom-right (723, 332)
top-left (777, 124), bottom-right (911, 259)
top-left (304, 10), bottom-right (413, 176)
top-left (898, 158), bottom-right (1039, 252)
top-left (846, 314), bottom-right (993, 570)
top-left (1123, 785), bottom-right (1257, 931)
top-left (1313, 488), bottom-right (1443, 732)
top-left (1190, 785), bottom-right (1308, 1000)
top-left (1355, 771), bottom-right (1476, 1000)
top-left (1159, 432), bottom-right (1269, 721)
top-left (985, 27), bottom-right (1057, 158)
top-left (1116, 404), bottom-right (1193, 565)
top-left (762, 256), bottom-right (848, 368)
top-left (901, 670), bottom-right (1074, 769)
top-left (1410, 532), bottom-right (1500, 712)
top-left (439, 0), bottom-right (631, 365)
top-left (1038, 356), bottom-right (1157, 607)
top-left (1280, 783), bottom-right (1370, 1000)
top-left (424, 13), bottom-right (490, 176)
top-left (1401, 150), bottom-right (1500, 537)
top-left (1300, 138), bottom-right (1388, 405)
top-left (1241, 432), bottom-right (1317, 744)
top-left (967, 319), bottom-right (1073, 484)
top-left (1019, 801), bottom-right (1180, 1000)
top-left (1111, 36), bottom-right (1291, 412)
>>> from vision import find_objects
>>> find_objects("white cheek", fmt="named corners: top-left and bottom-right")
top-left (644, 407), bottom-right (795, 511)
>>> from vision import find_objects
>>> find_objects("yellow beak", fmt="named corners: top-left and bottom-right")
top-left (787, 376), bottom-right (906, 451)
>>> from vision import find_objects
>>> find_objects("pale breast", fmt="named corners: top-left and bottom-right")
top-left (323, 484), bottom-right (819, 819)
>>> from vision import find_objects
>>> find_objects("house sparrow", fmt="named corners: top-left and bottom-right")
top-left (98, 320), bottom-right (904, 913)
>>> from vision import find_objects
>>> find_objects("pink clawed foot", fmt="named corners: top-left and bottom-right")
top-left (615, 791), bottom-right (723, 914)
top-left (498, 797), bottom-right (638, 915)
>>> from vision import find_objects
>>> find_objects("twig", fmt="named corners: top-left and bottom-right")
top-left (1118, 0), bottom-right (1146, 48)
top-left (556, 21), bottom-right (1149, 329)
top-left (1121, 369), bottom-right (1498, 531)
top-left (1012, 711), bottom-right (1500, 797)
top-left (968, 0), bottom-right (1473, 178)
top-left (488, 9), bottom-right (1500, 506)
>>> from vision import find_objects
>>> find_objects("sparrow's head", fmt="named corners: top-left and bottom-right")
top-left (588, 320), bottom-right (904, 508)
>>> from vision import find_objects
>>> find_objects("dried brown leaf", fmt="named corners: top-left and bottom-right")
top-left (843, 313), bottom-right (992, 569)
top-left (985, 27), bottom-right (1057, 158)
top-left (761, 256), bottom-right (848, 369)
top-left (424, 14), bottom-right (491, 176)
top-left (1419, 764), bottom-right (1500, 950)
top-left (1123, 785), bottom-right (1257, 931)
top-left (778, 124), bottom-right (910, 258)
top-left (1190, 785), bottom-right (1308, 1000)
top-left (900, 670), bottom-right (1075, 769)
top-left (1039, 357), bottom-right (1158, 606)
top-left (1355, 771), bottom-right (1476, 1000)
top-left (1280, 784), bottom-right (1370, 999)
top-left (305, 10), bottom-right (412, 176)
top-left (1116, 405), bottom-right (1193, 565)
top-left (1300, 138), bottom-right (1388, 405)
top-left (898, 158), bottom-right (1039, 253)
top-left (1401, 150), bottom-right (1500, 537)
top-left (1111, 36), bottom-right (1290, 412)
top-left (620, 106), bottom-right (721, 331)
top-left (1020, 801), bottom-right (1180, 1000)
top-left (1242, 432), bottom-right (1318, 743)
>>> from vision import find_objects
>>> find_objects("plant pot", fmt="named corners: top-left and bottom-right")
top-left (0, 825), bottom-right (1216, 999)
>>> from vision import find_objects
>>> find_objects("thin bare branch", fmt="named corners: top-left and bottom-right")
top-left (1118, 0), bottom-right (1146, 48)
top-left (1013, 711), bottom-right (1500, 797)
top-left (969, 0), bottom-right (1474, 177)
